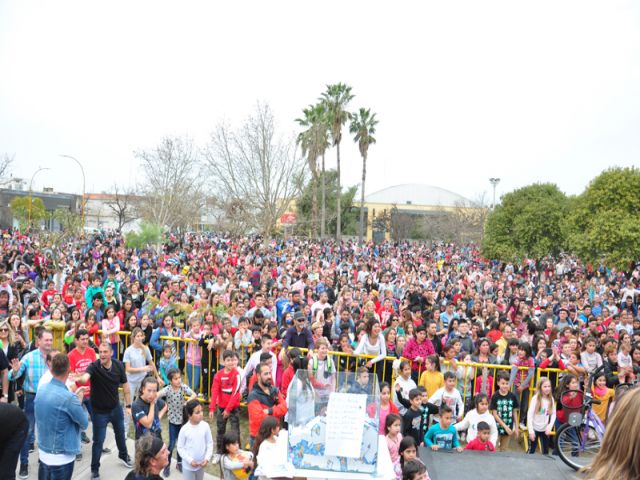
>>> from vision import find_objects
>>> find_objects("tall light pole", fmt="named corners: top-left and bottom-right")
top-left (28, 167), bottom-right (51, 226)
top-left (489, 178), bottom-right (501, 209)
top-left (60, 154), bottom-right (86, 238)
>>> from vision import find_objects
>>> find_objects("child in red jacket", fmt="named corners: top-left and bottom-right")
top-left (464, 422), bottom-right (496, 452)
top-left (209, 350), bottom-right (242, 453)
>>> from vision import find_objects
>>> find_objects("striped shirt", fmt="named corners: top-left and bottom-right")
top-left (8, 349), bottom-right (49, 394)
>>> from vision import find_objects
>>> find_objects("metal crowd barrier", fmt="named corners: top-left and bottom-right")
top-left (46, 326), bottom-right (574, 452)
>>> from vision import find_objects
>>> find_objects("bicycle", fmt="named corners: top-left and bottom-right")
top-left (555, 365), bottom-right (606, 471)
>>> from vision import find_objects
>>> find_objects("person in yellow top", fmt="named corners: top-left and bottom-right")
top-left (591, 372), bottom-right (615, 423)
top-left (419, 355), bottom-right (444, 398)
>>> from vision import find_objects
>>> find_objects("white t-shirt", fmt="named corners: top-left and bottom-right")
top-left (176, 421), bottom-right (214, 471)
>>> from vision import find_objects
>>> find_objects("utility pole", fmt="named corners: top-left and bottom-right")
top-left (489, 178), bottom-right (501, 209)
top-left (28, 167), bottom-right (50, 226)
top-left (60, 155), bottom-right (86, 238)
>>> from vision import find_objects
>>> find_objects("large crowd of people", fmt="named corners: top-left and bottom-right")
top-left (0, 230), bottom-right (639, 480)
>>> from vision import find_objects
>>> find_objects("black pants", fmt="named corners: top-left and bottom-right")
top-left (215, 407), bottom-right (240, 454)
top-left (0, 412), bottom-right (28, 480)
top-left (528, 430), bottom-right (550, 454)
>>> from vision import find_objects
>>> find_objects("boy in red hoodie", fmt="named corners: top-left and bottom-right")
top-left (464, 421), bottom-right (496, 452)
top-left (209, 350), bottom-right (242, 453)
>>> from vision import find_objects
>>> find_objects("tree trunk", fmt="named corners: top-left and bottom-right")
top-left (320, 152), bottom-right (326, 239)
top-left (359, 152), bottom-right (367, 243)
top-left (311, 171), bottom-right (319, 238)
top-left (336, 142), bottom-right (342, 240)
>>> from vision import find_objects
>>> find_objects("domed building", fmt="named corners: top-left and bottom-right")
top-left (362, 184), bottom-right (482, 242)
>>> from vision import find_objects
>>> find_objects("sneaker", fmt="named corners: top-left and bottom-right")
top-left (102, 447), bottom-right (111, 454)
top-left (28, 445), bottom-right (35, 454)
top-left (176, 462), bottom-right (182, 473)
top-left (81, 431), bottom-right (91, 444)
top-left (162, 464), bottom-right (170, 477)
top-left (18, 464), bottom-right (28, 479)
top-left (519, 423), bottom-right (526, 430)
top-left (211, 454), bottom-right (221, 465)
top-left (119, 455), bottom-right (133, 468)
top-left (91, 471), bottom-right (100, 480)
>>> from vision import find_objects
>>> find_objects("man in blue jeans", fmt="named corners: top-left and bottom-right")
top-left (8, 327), bottom-right (53, 479)
top-left (34, 352), bottom-right (89, 480)
top-left (76, 342), bottom-right (133, 479)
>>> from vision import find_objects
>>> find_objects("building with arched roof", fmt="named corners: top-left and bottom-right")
top-left (362, 184), bottom-right (480, 241)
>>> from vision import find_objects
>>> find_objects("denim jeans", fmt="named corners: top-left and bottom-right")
top-left (168, 422), bottom-right (182, 463)
top-left (19, 393), bottom-right (36, 466)
top-left (82, 397), bottom-right (93, 421)
top-left (91, 405), bottom-right (129, 473)
top-left (38, 460), bottom-right (75, 480)
top-left (186, 364), bottom-right (201, 393)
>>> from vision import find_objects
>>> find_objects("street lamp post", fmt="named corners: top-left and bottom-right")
top-left (28, 167), bottom-right (51, 227)
top-left (60, 155), bottom-right (86, 238)
top-left (489, 178), bottom-right (501, 209)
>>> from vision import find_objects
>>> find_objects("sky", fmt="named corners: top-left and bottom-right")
top-left (1, 1), bottom-right (639, 204)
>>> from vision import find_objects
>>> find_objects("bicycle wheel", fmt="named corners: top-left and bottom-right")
top-left (556, 423), bottom-right (601, 471)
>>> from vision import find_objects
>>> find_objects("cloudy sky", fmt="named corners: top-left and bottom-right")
top-left (1, 1), bottom-right (639, 203)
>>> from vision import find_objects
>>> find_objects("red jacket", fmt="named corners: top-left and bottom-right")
top-left (280, 366), bottom-right (294, 399)
top-left (247, 383), bottom-right (287, 437)
top-left (209, 367), bottom-right (242, 414)
top-left (465, 438), bottom-right (495, 451)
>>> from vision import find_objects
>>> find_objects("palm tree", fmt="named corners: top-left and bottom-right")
top-left (296, 104), bottom-right (327, 238)
top-left (320, 83), bottom-right (354, 240)
top-left (350, 108), bottom-right (378, 243)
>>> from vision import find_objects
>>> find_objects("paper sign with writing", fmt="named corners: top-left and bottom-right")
top-left (324, 392), bottom-right (366, 458)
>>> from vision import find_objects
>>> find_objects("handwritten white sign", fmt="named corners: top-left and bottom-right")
top-left (324, 392), bottom-right (367, 458)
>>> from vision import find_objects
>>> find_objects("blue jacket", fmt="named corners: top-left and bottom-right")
top-left (35, 378), bottom-right (89, 455)
top-left (150, 327), bottom-right (184, 359)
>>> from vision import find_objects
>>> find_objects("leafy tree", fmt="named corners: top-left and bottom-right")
top-left (349, 107), bottom-right (378, 243)
top-left (320, 83), bottom-right (354, 240)
top-left (125, 223), bottom-right (165, 250)
top-left (566, 167), bottom-right (640, 271)
top-left (10, 196), bottom-right (46, 228)
top-left (52, 209), bottom-right (82, 235)
top-left (482, 183), bottom-right (568, 261)
top-left (296, 169), bottom-right (358, 237)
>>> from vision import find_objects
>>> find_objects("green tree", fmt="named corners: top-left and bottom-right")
top-left (349, 107), bottom-right (378, 243)
top-left (296, 103), bottom-right (330, 238)
top-left (320, 83), bottom-right (354, 240)
top-left (52, 209), bottom-right (82, 235)
top-left (482, 183), bottom-right (568, 261)
top-left (10, 196), bottom-right (46, 228)
top-left (566, 167), bottom-right (640, 271)
top-left (296, 169), bottom-right (358, 237)
top-left (125, 223), bottom-right (165, 250)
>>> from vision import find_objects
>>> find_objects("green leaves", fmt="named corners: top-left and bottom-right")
top-left (566, 167), bottom-right (640, 271)
top-left (483, 168), bottom-right (640, 272)
top-left (10, 196), bottom-right (46, 228)
top-left (125, 223), bottom-right (165, 250)
top-left (482, 183), bottom-right (568, 261)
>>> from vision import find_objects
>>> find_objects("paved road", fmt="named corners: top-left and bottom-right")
top-left (16, 425), bottom-right (220, 480)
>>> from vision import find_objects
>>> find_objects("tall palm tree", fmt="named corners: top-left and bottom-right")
top-left (350, 108), bottom-right (378, 243)
top-left (320, 83), bottom-right (354, 240)
top-left (296, 104), bottom-right (328, 238)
